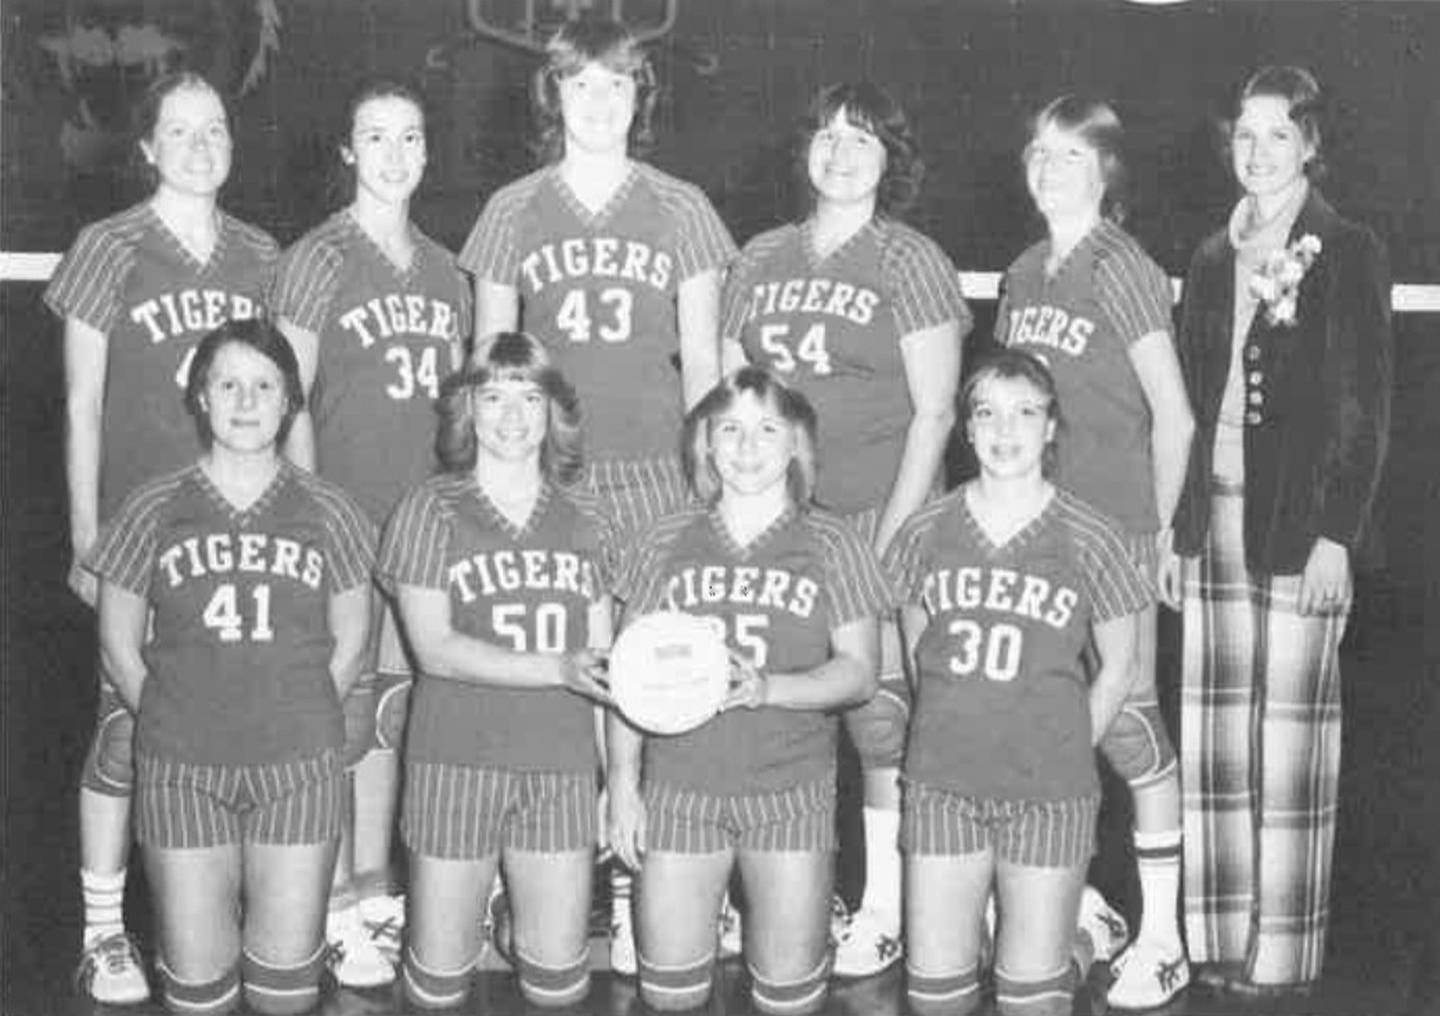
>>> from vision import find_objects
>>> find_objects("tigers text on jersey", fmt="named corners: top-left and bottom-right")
top-left (273, 212), bottom-right (471, 524)
top-left (378, 476), bottom-right (616, 772)
top-left (886, 485), bottom-right (1151, 801)
top-left (617, 506), bottom-right (893, 794)
top-left (459, 164), bottom-right (736, 461)
top-left (722, 219), bottom-right (970, 514)
top-left (87, 462), bottom-right (375, 766)
top-left (996, 220), bottom-right (1173, 534)
top-left (45, 203), bottom-right (278, 521)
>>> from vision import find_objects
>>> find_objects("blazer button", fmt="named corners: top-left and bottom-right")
top-left (1245, 409), bottom-right (1263, 425)
top-left (1248, 371), bottom-right (1263, 385)
top-left (1247, 389), bottom-right (1264, 405)
top-left (1246, 345), bottom-right (1261, 362)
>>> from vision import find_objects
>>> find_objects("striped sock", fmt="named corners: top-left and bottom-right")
top-left (1134, 829), bottom-right (1183, 946)
top-left (81, 868), bottom-right (126, 947)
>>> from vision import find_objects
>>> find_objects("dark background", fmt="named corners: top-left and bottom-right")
top-left (4, 1), bottom-right (1439, 1013)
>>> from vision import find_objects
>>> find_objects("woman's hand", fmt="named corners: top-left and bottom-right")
top-left (1155, 529), bottom-right (1183, 611)
top-left (1299, 536), bottom-right (1351, 615)
top-left (606, 781), bottom-right (646, 872)
top-left (721, 650), bottom-right (767, 711)
top-left (558, 648), bottom-right (612, 705)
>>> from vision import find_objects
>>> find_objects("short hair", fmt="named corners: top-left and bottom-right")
top-left (132, 72), bottom-right (230, 192)
top-left (959, 348), bottom-right (1064, 478)
top-left (434, 331), bottom-right (583, 482)
top-left (335, 78), bottom-right (428, 204)
top-left (530, 16), bottom-right (658, 164)
top-left (1026, 94), bottom-right (1129, 226)
top-left (1232, 65), bottom-right (1326, 181)
top-left (183, 318), bottom-right (305, 449)
top-left (797, 82), bottom-right (923, 218)
top-left (681, 367), bottom-right (819, 507)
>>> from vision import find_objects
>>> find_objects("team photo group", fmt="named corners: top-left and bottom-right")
top-left (51, 12), bottom-right (1391, 1016)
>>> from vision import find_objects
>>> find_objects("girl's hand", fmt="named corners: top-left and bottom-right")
top-left (1299, 537), bottom-right (1351, 616)
top-left (68, 558), bottom-right (98, 608)
top-left (558, 649), bottom-right (612, 705)
top-left (606, 782), bottom-right (646, 872)
top-left (722, 650), bottom-right (766, 711)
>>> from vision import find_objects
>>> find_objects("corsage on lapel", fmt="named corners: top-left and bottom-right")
top-left (1248, 234), bottom-right (1322, 327)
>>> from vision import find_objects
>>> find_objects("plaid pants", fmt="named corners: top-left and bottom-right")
top-left (1180, 484), bottom-right (1348, 986)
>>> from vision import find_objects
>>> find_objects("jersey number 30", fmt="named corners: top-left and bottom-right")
top-left (947, 619), bottom-right (1021, 682)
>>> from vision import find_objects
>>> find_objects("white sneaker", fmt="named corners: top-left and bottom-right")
top-left (831, 905), bottom-right (902, 978)
top-left (327, 904), bottom-right (396, 988)
top-left (1108, 938), bottom-right (1190, 1010)
top-left (77, 932), bottom-right (150, 1004)
top-left (609, 896), bottom-right (637, 977)
top-left (717, 894), bottom-right (743, 959)
top-left (358, 893), bottom-right (405, 965)
top-left (1076, 886), bottom-right (1130, 964)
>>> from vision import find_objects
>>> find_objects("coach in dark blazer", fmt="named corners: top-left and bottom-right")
top-left (1159, 66), bottom-right (1391, 996)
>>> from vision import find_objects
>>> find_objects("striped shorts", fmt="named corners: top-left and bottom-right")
top-left (402, 763), bottom-right (596, 859)
top-left (644, 780), bottom-right (835, 854)
top-left (134, 751), bottom-right (342, 848)
top-left (901, 780), bottom-right (1098, 868)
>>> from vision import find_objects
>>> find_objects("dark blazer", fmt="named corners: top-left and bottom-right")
top-left (1172, 189), bottom-right (1392, 575)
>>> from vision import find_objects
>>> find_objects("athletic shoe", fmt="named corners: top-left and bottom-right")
top-left (359, 893), bottom-right (405, 965)
top-left (717, 894), bottom-right (743, 960)
top-left (327, 904), bottom-right (396, 988)
top-left (832, 905), bottom-right (902, 978)
top-left (609, 897), bottom-right (637, 977)
top-left (1076, 886), bottom-right (1130, 964)
top-left (77, 932), bottom-right (150, 1004)
top-left (1108, 939), bottom-right (1190, 1010)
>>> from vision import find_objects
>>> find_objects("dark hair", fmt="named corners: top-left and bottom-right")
top-left (681, 367), bottom-right (819, 507)
top-left (336, 79), bottom-right (428, 204)
top-left (435, 332), bottom-right (583, 482)
top-left (184, 318), bottom-right (305, 449)
top-left (530, 16), bottom-right (658, 164)
top-left (132, 72), bottom-right (231, 193)
top-left (798, 82), bottom-right (923, 218)
top-left (1025, 94), bottom-right (1128, 225)
top-left (959, 348), bottom-right (1063, 477)
top-left (1229, 65), bottom-right (1326, 181)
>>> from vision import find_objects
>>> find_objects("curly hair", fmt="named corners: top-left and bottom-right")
top-left (434, 332), bottom-right (583, 483)
top-left (1025, 93), bottom-right (1129, 226)
top-left (797, 82), bottom-right (924, 219)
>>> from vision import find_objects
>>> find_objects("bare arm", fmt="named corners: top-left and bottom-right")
top-left (474, 279), bottom-right (521, 344)
top-left (327, 584), bottom-right (372, 700)
top-left (874, 321), bottom-right (963, 555)
top-left (1128, 329), bottom-right (1195, 533)
top-left (605, 706), bottom-right (648, 870)
top-left (97, 581), bottom-right (150, 711)
top-left (728, 616), bottom-right (880, 712)
top-left (64, 317), bottom-right (108, 606)
top-left (1089, 612), bottom-right (1140, 744)
top-left (898, 602), bottom-right (928, 696)
top-left (677, 268), bottom-right (723, 409)
top-left (278, 317), bottom-right (318, 470)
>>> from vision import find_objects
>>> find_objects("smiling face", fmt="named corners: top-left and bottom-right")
top-left (201, 341), bottom-right (289, 455)
top-left (966, 373), bottom-right (1057, 482)
top-left (472, 377), bottom-right (549, 465)
top-left (1232, 94), bottom-right (1314, 202)
top-left (142, 83), bottom-right (232, 199)
top-left (1025, 121), bottom-right (1106, 222)
top-left (709, 390), bottom-right (797, 500)
top-left (559, 61), bottom-right (637, 157)
top-left (346, 93), bottom-right (426, 208)
top-left (808, 108), bottom-right (887, 210)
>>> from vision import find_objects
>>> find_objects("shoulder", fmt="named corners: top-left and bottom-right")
top-left (113, 465), bottom-right (197, 525)
top-left (1190, 226), bottom-right (1232, 270)
top-left (634, 163), bottom-right (720, 216)
top-left (219, 211), bottom-right (280, 259)
top-left (412, 225), bottom-right (462, 268)
top-left (289, 466), bottom-right (370, 524)
top-left (876, 218), bottom-right (953, 267)
top-left (799, 507), bottom-right (870, 548)
top-left (1001, 239), bottom-right (1048, 283)
top-left (484, 169), bottom-right (549, 212)
top-left (279, 217), bottom-right (349, 273)
top-left (739, 224), bottom-right (798, 261)
top-left (1050, 489), bottom-right (1130, 553)
top-left (70, 205), bottom-right (152, 259)
top-left (1092, 221), bottom-right (1165, 280)
top-left (898, 489), bottom-right (963, 546)
top-left (637, 506), bottom-right (707, 551)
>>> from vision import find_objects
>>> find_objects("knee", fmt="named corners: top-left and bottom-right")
top-left (638, 951), bottom-right (714, 1012)
top-left (515, 945), bottom-right (590, 1007)
top-left (846, 689), bottom-right (908, 769)
top-left (401, 947), bottom-right (477, 1010)
top-left (1099, 702), bottom-right (1176, 788)
top-left (83, 705), bottom-right (136, 796)
top-left (241, 945), bottom-right (325, 1015)
top-left (157, 957), bottom-right (241, 1016)
top-left (994, 963), bottom-right (1075, 1016)
top-left (749, 953), bottom-right (831, 1016)
top-left (905, 963), bottom-right (982, 1016)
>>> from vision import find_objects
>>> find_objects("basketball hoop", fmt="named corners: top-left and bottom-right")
top-left (466, 0), bottom-right (678, 54)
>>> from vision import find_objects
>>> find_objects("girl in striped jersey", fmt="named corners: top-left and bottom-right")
top-left (379, 333), bottom-right (615, 1011)
top-left (88, 319), bottom-right (374, 1016)
top-left (606, 368), bottom-right (893, 1015)
top-left (274, 79), bottom-right (470, 987)
top-left (721, 81), bottom-right (971, 977)
top-left (46, 71), bottom-right (279, 1005)
top-left (887, 350), bottom-right (1151, 1016)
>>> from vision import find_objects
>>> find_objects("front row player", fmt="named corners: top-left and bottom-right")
top-left (887, 350), bottom-right (1150, 1016)
top-left (88, 319), bottom-right (375, 1016)
top-left (606, 367), bottom-right (893, 1015)
top-left (378, 332), bottom-right (615, 1012)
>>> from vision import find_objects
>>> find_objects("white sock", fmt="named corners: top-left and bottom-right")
top-left (81, 868), bottom-right (126, 947)
top-left (610, 865), bottom-right (633, 922)
top-left (859, 806), bottom-right (901, 922)
top-left (1133, 828), bottom-right (1182, 947)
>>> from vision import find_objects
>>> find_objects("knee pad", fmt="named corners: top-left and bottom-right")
top-left (374, 678), bottom-right (411, 751)
top-left (82, 698), bottom-right (136, 795)
top-left (845, 686), bottom-right (909, 769)
top-left (638, 951), bottom-right (714, 1012)
top-left (402, 947), bottom-right (476, 1010)
top-left (157, 958), bottom-right (241, 1016)
top-left (241, 944), bottom-right (325, 1016)
top-left (749, 953), bottom-right (832, 1016)
top-left (906, 963), bottom-right (981, 1016)
top-left (1098, 700), bottom-right (1177, 787)
top-left (994, 964), bottom-right (1075, 1016)
top-left (515, 945), bottom-right (590, 1008)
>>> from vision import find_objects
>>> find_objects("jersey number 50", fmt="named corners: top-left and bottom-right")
top-left (493, 602), bottom-right (567, 653)
top-left (946, 618), bottom-right (1021, 682)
